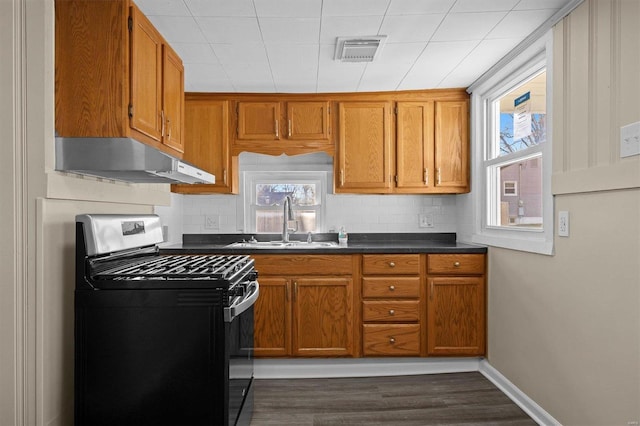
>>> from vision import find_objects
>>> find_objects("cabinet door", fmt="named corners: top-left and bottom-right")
top-left (292, 277), bottom-right (353, 356)
top-left (286, 101), bottom-right (330, 140)
top-left (254, 278), bottom-right (291, 357)
top-left (336, 102), bottom-right (393, 193)
top-left (172, 99), bottom-right (236, 194)
top-left (434, 101), bottom-right (469, 192)
top-left (396, 102), bottom-right (434, 192)
top-left (237, 102), bottom-right (281, 140)
top-left (130, 5), bottom-right (162, 142)
top-left (427, 276), bottom-right (485, 356)
top-left (162, 44), bottom-right (185, 153)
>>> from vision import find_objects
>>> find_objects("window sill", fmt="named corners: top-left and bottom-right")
top-left (471, 233), bottom-right (554, 256)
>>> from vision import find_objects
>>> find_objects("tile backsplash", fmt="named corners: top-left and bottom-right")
top-left (155, 153), bottom-right (457, 244)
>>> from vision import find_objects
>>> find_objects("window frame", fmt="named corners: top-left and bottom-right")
top-left (468, 32), bottom-right (555, 255)
top-left (243, 171), bottom-right (328, 234)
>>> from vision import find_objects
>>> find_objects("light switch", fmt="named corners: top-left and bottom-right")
top-left (620, 121), bottom-right (640, 158)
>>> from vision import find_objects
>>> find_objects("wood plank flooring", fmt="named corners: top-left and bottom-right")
top-left (250, 372), bottom-right (536, 426)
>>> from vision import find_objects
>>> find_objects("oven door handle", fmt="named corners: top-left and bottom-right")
top-left (224, 281), bottom-right (259, 323)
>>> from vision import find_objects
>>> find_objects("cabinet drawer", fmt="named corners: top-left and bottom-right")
top-left (253, 255), bottom-right (353, 275)
top-left (362, 300), bottom-right (419, 322)
top-left (362, 277), bottom-right (420, 298)
top-left (363, 324), bottom-right (420, 356)
top-left (427, 254), bottom-right (485, 275)
top-left (362, 254), bottom-right (420, 275)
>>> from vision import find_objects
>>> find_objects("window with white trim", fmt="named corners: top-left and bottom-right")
top-left (488, 70), bottom-right (546, 229)
top-left (468, 32), bottom-right (554, 255)
top-left (243, 171), bottom-right (326, 234)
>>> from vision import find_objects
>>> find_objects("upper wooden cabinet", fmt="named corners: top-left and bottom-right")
top-left (434, 100), bottom-right (469, 192)
top-left (55, 0), bottom-right (185, 157)
top-left (233, 100), bottom-right (332, 155)
top-left (171, 97), bottom-right (237, 194)
top-left (335, 92), bottom-right (469, 194)
top-left (394, 100), bottom-right (469, 193)
top-left (336, 102), bottom-right (394, 193)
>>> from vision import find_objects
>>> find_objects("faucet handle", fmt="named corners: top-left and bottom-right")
top-left (307, 232), bottom-right (312, 243)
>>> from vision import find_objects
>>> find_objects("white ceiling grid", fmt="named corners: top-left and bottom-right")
top-left (135, 0), bottom-right (574, 93)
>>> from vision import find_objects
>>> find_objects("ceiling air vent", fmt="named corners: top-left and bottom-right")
top-left (334, 36), bottom-right (387, 62)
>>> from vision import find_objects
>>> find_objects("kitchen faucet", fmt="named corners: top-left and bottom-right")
top-left (282, 195), bottom-right (297, 242)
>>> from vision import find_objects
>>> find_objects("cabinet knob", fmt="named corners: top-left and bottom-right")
top-left (389, 285), bottom-right (395, 291)
top-left (389, 262), bottom-right (395, 267)
top-left (389, 309), bottom-right (395, 316)
top-left (454, 261), bottom-right (461, 267)
top-left (389, 337), bottom-right (396, 344)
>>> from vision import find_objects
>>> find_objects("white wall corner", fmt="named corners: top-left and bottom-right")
top-left (478, 360), bottom-right (561, 426)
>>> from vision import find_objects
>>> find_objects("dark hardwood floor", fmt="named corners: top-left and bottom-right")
top-left (250, 372), bottom-right (536, 426)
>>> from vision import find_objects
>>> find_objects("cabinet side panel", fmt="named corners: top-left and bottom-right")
top-left (55, 0), bottom-right (129, 136)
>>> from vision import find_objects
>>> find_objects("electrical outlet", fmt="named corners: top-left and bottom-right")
top-left (419, 213), bottom-right (434, 228)
top-left (204, 214), bottom-right (219, 230)
top-left (620, 121), bottom-right (640, 158)
top-left (558, 211), bottom-right (569, 237)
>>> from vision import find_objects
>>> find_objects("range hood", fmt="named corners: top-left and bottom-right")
top-left (55, 137), bottom-right (215, 184)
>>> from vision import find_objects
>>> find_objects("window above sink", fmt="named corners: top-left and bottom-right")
top-left (243, 170), bottom-right (328, 234)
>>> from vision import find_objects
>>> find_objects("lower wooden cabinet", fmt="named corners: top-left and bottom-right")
top-left (253, 277), bottom-right (290, 356)
top-left (293, 277), bottom-right (353, 356)
top-left (361, 254), bottom-right (423, 356)
top-left (253, 252), bottom-right (486, 358)
top-left (426, 254), bottom-right (486, 356)
top-left (253, 255), bottom-right (356, 357)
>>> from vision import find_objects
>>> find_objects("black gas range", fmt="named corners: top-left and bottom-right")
top-left (74, 214), bottom-right (259, 426)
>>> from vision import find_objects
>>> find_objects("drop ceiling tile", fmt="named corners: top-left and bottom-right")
top-left (439, 37), bottom-right (521, 87)
top-left (212, 43), bottom-right (269, 64)
top-left (135, 0), bottom-right (191, 16)
top-left (232, 81), bottom-right (278, 93)
top-left (320, 16), bottom-right (384, 44)
top-left (514, 0), bottom-right (568, 10)
top-left (431, 12), bottom-right (507, 41)
top-left (322, 0), bottom-right (390, 16)
top-left (184, 0), bottom-right (255, 17)
top-left (317, 44), bottom-right (365, 92)
top-left (196, 17), bottom-right (262, 44)
top-left (259, 18), bottom-right (321, 44)
top-left (223, 62), bottom-right (273, 82)
top-left (399, 40), bottom-right (477, 89)
top-left (451, 0), bottom-right (518, 13)
top-left (359, 63), bottom-right (408, 92)
top-left (185, 63), bottom-right (234, 92)
top-left (147, 16), bottom-right (207, 43)
top-left (376, 42), bottom-right (426, 64)
top-left (267, 44), bottom-right (319, 76)
top-left (488, 9), bottom-right (556, 39)
top-left (254, 0), bottom-right (322, 18)
top-left (170, 43), bottom-right (218, 64)
top-left (387, 0), bottom-right (456, 15)
top-left (379, 14), bottom-right (445, 43)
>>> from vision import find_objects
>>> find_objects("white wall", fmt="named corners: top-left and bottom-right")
top-left (459, 1), bottom-right (640, 424)
top-left (156, 152), bottom-right (458, 239)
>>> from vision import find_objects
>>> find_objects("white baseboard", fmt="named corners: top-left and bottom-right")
top-left (478, 360), bottom-right (561, 426)
top-left (254, 357), bottom-right (482, 379)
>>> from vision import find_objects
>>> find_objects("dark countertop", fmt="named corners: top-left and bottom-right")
top-left (160, 233), bottom-right (487, 255)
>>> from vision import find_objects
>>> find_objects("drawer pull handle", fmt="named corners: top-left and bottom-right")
top-left (389, 337), bottom-right (396, 344)
top-left (389, 262), bottom-right (395, 267)
top-left (454, 261), bottom-right (461, 267)
top-left (389, 309), bottom-right (395, 316)
top-left (389, 285), bottom-right (395, 291)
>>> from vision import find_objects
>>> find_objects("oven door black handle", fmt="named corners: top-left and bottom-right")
top-left (224, 281), bottom-right (259, 323)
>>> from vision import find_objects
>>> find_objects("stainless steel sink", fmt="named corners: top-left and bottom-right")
top-left (225, 241), bottom-right (340, 249)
